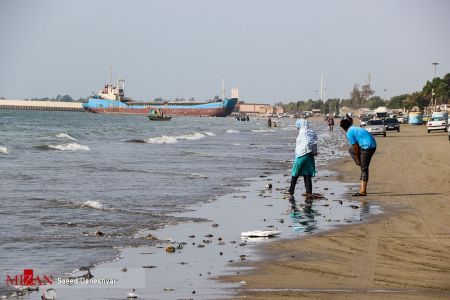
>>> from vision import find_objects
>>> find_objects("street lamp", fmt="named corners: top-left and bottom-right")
top-left (432, 62), bottom-right (439, 78)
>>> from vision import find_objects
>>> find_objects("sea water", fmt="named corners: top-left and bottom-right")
top-left (0, 110), bottom-right (347, 294)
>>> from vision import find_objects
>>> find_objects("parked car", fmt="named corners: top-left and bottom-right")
top-left (366, 119), bottom-right (386, 137)
top-left (396, 116), bottom-right (406, 124)
top-left (427, 116), bottom-right (448, 133)
top-left (422, 115), bottom-right (432, 125)
top-left (384, 118), bottom-right (400, 132)
top-left (360, 116), bottom-right (370, 127)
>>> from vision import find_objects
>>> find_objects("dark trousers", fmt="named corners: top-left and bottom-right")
top-left (349, 147), bottom-right (376, 181)
top-left (289, 175), bottom-right (312, 194)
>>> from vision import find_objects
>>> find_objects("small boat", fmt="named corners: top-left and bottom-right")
top-left (147, 108), bottom-right (172, 121)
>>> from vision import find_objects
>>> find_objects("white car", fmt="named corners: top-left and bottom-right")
top-left (365, 119), bottom-right (386, 137)
top-left (396, 116), bottom-right (406, 124)
top-left (360, 117), bottom-right (370, 127)
top-left (427, 116), bottom-right (448, 133)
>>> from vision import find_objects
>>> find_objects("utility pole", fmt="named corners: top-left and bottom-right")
top-left (432, 62), bottom-right (439, 78)
top-left (320, 74), bottom-right (324, 102)
top-left (384, 88), bottom-right (387, 101)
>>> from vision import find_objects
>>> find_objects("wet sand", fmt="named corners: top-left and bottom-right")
top-left (9, 169), bottom-right (376, 299)
top-left (225, 124), bottom-right (450, 299)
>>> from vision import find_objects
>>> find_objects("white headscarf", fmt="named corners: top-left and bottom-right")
top-left (294, 119), bottom-right (318, 158)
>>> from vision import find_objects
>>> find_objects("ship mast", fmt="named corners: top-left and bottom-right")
top-left (222, 78), bottom-right (226, 100)
top-left (108, 65), bottom-right (112, 86)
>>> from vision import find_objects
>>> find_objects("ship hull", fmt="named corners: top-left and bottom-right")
top-left (151, 107), bottom-right (232, 117)
top-left (87, 107), bottom-right (151, 115)
top-left (83, 98), bottom-right (237, 117)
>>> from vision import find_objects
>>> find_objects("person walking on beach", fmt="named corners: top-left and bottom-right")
top-left (268, 116), bottom-right (272, 127)
top-left (339, 115), bottom-right (377, 196)
top-left (284, 118), bottom-right (318, 198)
top-left (326, 114), bottom-right (334, 131)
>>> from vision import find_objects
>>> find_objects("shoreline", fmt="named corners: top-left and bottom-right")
top-left (2, 119), bottom-right (381, 300)
top-left (6, 165), bottom-right (379, 299)
top-left (225, 124), bottom-right (450, 300)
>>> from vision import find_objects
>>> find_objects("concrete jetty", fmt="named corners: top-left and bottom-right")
top-left (0, 100), bottom-right (84, 112)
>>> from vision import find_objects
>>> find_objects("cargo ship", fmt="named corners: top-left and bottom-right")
top-left (82, 78), bottom-right (238, 117)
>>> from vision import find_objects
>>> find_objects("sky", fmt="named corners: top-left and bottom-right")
top-left (0, 0), bottom-right (449, 104)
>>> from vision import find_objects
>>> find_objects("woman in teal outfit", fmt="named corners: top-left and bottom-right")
top-left (284, 118), bottom-right (318, 198)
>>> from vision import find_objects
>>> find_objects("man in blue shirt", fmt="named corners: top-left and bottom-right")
top-left (340, 115), bottom-right (377, 196)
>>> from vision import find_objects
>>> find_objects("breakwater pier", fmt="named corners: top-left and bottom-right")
top-left (0, 100), bottom-right (84, 112)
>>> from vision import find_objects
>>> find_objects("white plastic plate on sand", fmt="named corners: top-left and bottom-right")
top-left (241, 230), bottom-right (281, 238)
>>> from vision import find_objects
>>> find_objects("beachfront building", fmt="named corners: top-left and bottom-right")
top-left (236, 102), bottom-right (284, 116)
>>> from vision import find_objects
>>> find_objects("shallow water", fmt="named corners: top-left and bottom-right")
top-left (0, 111), bottom-right (347, 295)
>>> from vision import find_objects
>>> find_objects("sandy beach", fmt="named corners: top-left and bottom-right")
top-left (27, 169), bottom-right (373, 300)
top-left (225, 124), bottom-right (450, 299)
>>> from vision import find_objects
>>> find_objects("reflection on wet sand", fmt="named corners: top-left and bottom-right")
top-left (288, 198), bottom-right (317, 233)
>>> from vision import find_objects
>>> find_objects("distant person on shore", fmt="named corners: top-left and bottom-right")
top-left (326, 114), bottom-right (334, 131)
top-left (340, 114), bottom-right (377, 196)
top-left (268, 117), bottom-right (272, 127)
top-left (284, 118), bottom-right (318, 198)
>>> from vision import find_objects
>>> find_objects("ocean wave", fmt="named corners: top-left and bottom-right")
top-left (176, 132), bottom-right (208, 140)
top-left (56, 133), bottom-right (76, 141)
top-left (125, 139), bottom-right (147, 143)
top-left (80, 200), bottom-right (104, 210)
top-left (144, 136), bottom-right (178, 144)
top-left (144, 131), bottom-right (212, 144)
top-left (182, 172), bottom-right (208, 179)
top-left (226, 129), bottom-right (239, 133)
top-left (47, 143), bottom-right (90, 151)
top-left (0, 146), bottom-right (8, 154)
top-left (149, 170), bottom-right (208, 179)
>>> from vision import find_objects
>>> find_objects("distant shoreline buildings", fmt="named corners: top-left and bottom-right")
top-left (0, 99), bottom-right (286, 116)
top-left (235, 101), bottom-right (284, 116)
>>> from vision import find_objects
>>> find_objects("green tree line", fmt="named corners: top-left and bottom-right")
top-left (282, 73), bottom-right (450, 113)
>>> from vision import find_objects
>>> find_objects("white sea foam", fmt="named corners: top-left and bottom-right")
top-left (144, 136), bottom-right (178, 144)
top-left (144, 131), bottom-right (212, 144)
top-left (184, 172), bottom-right (208, 179)
top-left (176, 132), bottom-right (207, 140)
top-left (0, 146), bottom-right (8, 154)
top-left (56, 133), bottom-right (76, 141)
top-left (226, 129), bottom-right (239, 133)
top-left (80, 200), bottom-right (103, 210)
top-left (48, 143), bottom-right (90, 151)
